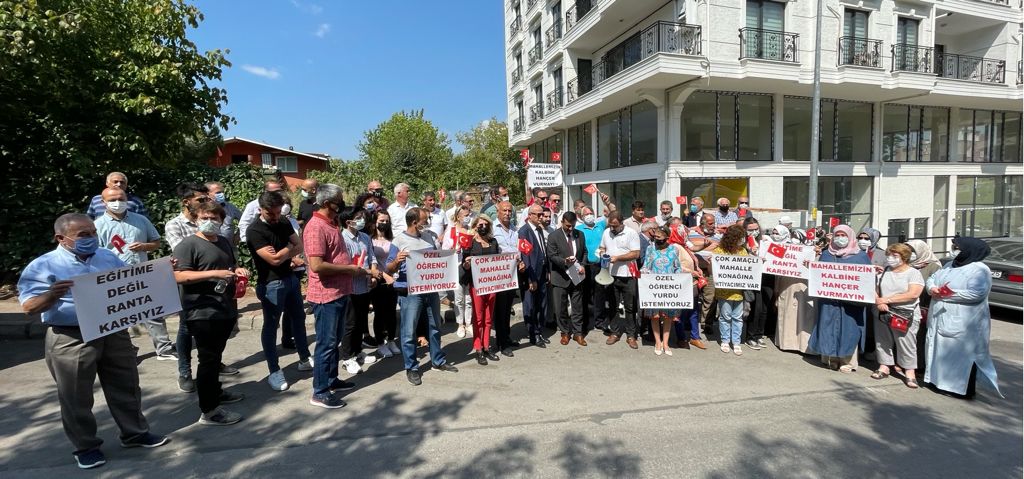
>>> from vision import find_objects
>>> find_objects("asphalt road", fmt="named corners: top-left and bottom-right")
top-left (0, 302), bottom-right (1020, 478)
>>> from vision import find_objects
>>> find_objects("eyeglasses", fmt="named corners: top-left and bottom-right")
top-left (537, 197), bottom-right (548, 201)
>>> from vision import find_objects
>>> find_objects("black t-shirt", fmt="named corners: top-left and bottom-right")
top-left (173, 234), bottom-right (237, 321)
top-left (246, 217), bottom-right (296, 284)
top-left (298, 199), bottom-right (319, 226)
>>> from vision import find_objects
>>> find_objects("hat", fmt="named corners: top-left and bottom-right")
top-left (779, 215), bottom-right (793, 225)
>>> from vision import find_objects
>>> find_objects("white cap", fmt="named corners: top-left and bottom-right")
top-left (779, 215), bottom-right (793, 225)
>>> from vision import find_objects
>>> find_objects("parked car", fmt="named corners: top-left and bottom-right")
top-left (940, 237), bottom-right (1023, 311)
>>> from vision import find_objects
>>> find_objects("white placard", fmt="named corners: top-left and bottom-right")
top-left (808, 261), bottom-right (876, 304)
top-left (470, 253), bottom-right (520, 295)
top-left (526, 163), bottom-right (563, 188)
top-left (638, 274), bottom-right (694, 310)
top-left (711, 254), bottom-right (764, 290)
top-left (758, 240), bottom-right (815, 279)
top-left (566, 263), bottom-right (584, 286)
top-left (407, 250), bottom-right (460, 295)
top-left (69, 257), bottom-right (182, 343)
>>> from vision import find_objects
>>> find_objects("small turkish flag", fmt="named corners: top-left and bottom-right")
top-left (747, 235), bottom-right (757, 248)
top-left (110, 234), bottom-right (126, 254)
top-left (767, 242), bottom-right (786, 258)
top-left (518, 238), bottom-right (533, 256)
top-left (520, 149), bottom-right (529, 160)
top-left (829, 216), bottom-right (840, 228)
top-left (938, 283), bottom-right (954, 298)
top-left (458, 233), bottom-right (473, 249)
top-left (806, 228), bottom-right (816, 240)
top-left (583, 183), bottom-right (598, 195)
top-left (675, 196), bottom-right (688, 205)
top-left (438, 188), bottom-right (446, 203)
top-left (628, 262), bottom-right (641, 278)
top-left (550, 152), bottom-right (561, 163)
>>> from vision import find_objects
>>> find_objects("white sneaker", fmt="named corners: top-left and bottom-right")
top-left (377, 344), bottom-right (394, 358)
top-left (720, 343), bottom-right (731, 353)
top-left (358, 352), bottom-right (377, 365)
top-left (296, 357), bottom-right (314, 372)
top-left (456, 325), bottom-right (466, 338)
top-left (267, 370), bottom-right (289, 391)
top-left (342, 358), bottom-right (361, 375)
top-left (664, 348), bottom-right (673, 356)
top-left (387, 341), bottom-right (401, 355)
top-left (733, 345), bottom-right (743, 356)
top-left (464, 325), bottom-right (473, 337)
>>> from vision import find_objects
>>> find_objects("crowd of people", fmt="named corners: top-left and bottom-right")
top-left (17, 171), bottom-right (1003, 469)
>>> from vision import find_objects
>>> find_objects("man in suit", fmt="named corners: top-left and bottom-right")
top-left (518, 204), bottom-right (549, 347)
top-left (547, 211), bottom-right (588, 346)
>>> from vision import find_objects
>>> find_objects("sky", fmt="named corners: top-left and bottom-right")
top-left (189, 0), bottom-right (507, 159)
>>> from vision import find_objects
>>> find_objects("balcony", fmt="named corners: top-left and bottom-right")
top-left (564, 1), bottom-right (595, 32)
top-left (527, 43), bottom-right (542, 67)
top-left (529, 102), bottom-right (545, 124)
top-left (936, 53), bottom-right (1005, 83)
top-left (739, 28), bottom-right (798, 63)
top-left (526, 0), bottom-right (539, 12)
top-left (891, 44), bottom-right (934, 73)
top-left (545, 20), bottom-right (563, 49)
top-left (509, 16), bottom-right (521, 39)
top-left (511, 66), bottom-right (523, 86)
top-left (513, 117), bottom-right (525, 134)
top-left (546, 87), bottom-right (564, 114)
top-left (838, 36), bottom-right (882, 68)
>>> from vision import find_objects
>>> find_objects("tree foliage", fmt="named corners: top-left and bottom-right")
top-left (454, 119), bottom-right (526, 204)
top-left (0, 0), bottom-right (232, 277)
top-left (356, 110), bottom-right (453, 195)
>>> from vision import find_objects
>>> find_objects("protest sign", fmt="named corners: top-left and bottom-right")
top-left (711, 254), bottom-right (763, 290)
top-left (470, 253), bottom-right (519, 294)
top-left (638, 274), bottom-right (694, 310)
top-left (758, 240), bottom-right (815, 279)
top-left (527, 163), bottom-right (563, 188)
top-left (407, 250), bottom-right (459, 295)
top-left (807, 261), bottom-right (876, 304)
top-left (70, 257), bottom-right (181, 343)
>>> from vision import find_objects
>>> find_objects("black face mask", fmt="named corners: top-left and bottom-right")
top-left (377, 222), bottom-right (390, 232)
top-left (718, 205), bottom-right (729, 213)
top-left (477, 226), bottom-right (490, 235)
top-left (655, 238), bottom-right (667, 246)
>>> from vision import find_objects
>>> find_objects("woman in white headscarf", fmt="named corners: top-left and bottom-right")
top-left (771, 225), bottom-right (818, 353)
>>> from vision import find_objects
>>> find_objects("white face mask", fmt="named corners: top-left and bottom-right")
top-left (857, 239), bottom-right (871, 250)
top-left (833, 236), bottom-right (850, 248)
top-left (501, 195), bottom-right (510, 202)
top-left (886, 255), bottom-right (902, 267)
top-left (660, 212), bottom-right (671, 220)
top-left (300, 190), bottom-right (310, 199)
top-left (770, 232), bottom-right (785, 243)
top-left (747, 230), bottom-right (759, 237)
top-left (198, 219), bottom-right (221, 235)
top-left (353, 219), bottom-right (366, 230)
top-left (461, 216), bottom-right (471, 227)
top-left (949, 249), bottom-right (960, 258)
top-left (738, 203), bottom-right (749, 209)
top-left (583, 214), bottom-right (596, 226)
top-left (106, 200), bottom-right (128, 214)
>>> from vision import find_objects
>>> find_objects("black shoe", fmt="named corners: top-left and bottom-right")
top-left (540, 335), bottom-right (551, 344)
top-left (435, 362), bottom-right (459, 373)
top-left (484, 350), bottom-right (500, 361)
top-left (218, 363), bottom-right (239, 376)
top-left (177, 375), bottom-right (196, 393)
top-left (219, 390), bottom-right (245, 404)
top-left (507, 340), bottom-right (522, 347)
top-left (534, 339), bottom-right (547, 348)
top-left (281, 341), bottom-right (296, 350)
top-left (500, 348), bottom-right (515, 358)
top-left (475, 354), bottom-right (488, 366)
top-left (407, 369), bottom-right (422, 386)
top-left (329, 379), bottom-right (356, 391)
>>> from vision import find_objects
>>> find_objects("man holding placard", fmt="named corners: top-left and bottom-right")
top-left (19, 213), bottom-right (168, 469)
top-left (547, 211), bottom-right (588, 346)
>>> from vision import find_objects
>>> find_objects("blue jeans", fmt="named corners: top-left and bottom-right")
top-left (674, 309), bottom-right (701, 340)
top-left (718, 299), bottom-right (744, 346)
top-left (398, 293), bottom-right (446, 371)
top-left (256, 276), bottom-right (311, 373)
top-left (311, 296), bottom-right (350, 396)
top-left (176, 312), bottom-right (192, 377)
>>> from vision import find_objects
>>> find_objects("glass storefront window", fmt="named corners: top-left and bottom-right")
top-left (630, 101), bottom-right (657, 165)
top-left (785, 97), bottom-right (872, 162)
top-left (681, 91), bottom-right (772, 161)
top-left (597, 110), bottom-right (619, 170)
top-left (957, 109), bottom-right (1021, 163)
top-left (956, 175), bottom-right (1023, 237)
top-left (682, 91), bottom-right (717, 161)
top-left (567, 122), bottom-right (592, 174)
top-left (597, 101), bottom-right (658, 170)
top-left (782, 176), bottom-right (873, 231)
top-left (680, 178), bottom-right (750, 207)
top-left (783, 97), bottom-right (812, 161)
top-left (608, 179), bottom-right (657, 215)
top-left (883, 105), bottom-right (949, 162)
top-left (738, 94), bottom-right (773, 161)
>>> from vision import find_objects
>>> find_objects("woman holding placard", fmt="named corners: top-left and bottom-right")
top-left (443, 205), bottom-right (474, 339)
top-left (642, 226), bottom-right (685, 356)
top-left (771, 225), bottom-right (818, 353)
top-left (460, 215), bottom-right (502, 365)
top-left (807, 225), bottom-right (871, 373)
top-left (712, 225), bottom-right (750, 356)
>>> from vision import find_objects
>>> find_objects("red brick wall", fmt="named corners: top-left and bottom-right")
top-left (208, 140), bottom-right (327, 189)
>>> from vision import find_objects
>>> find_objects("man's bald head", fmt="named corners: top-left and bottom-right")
top-left (265, 181), bottom-right (283, 192)
top-left (101, 187), bottom-right (126, 202)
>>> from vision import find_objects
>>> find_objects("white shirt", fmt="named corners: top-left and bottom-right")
top-left (425, 206), bottom-right (447, 237)
top-left (387, 200), bottom-right (417, 237)
top-left (493, 221), bottom-right (519, 254)
top-left (238, 198), bottom-right (260, 243)
top-left (600, 227), bottom-right (641, 277)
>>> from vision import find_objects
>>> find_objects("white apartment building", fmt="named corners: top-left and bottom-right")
top-left (504, 0), bottom-right (1023, 251)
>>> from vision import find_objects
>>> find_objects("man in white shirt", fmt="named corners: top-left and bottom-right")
top-left (421, 191), bottom-right (447, 237)
top-left (599, 210), bottom-right (641, 349)
top-left (238, 181), bottom-right (283, 243)
top-left (387, 182), bottom-right (416, 237)
top-left (655, 200), bottom-right (675, 226)
top-left (491, 201), bottom-right (521, 357)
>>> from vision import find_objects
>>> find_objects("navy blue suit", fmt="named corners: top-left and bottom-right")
top-left (518, 223), bottom-right (549, 341)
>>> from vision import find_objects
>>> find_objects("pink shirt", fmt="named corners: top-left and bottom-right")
top-left (303, 213), bottom-right (352, 304)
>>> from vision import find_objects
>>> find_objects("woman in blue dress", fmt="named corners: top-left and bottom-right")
top-left (642, 226), bottom-right (683, 356)
top-left (808, 224), bottom-right (871, 373)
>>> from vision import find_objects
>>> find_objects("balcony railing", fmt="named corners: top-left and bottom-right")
top-left (513, 117), bottom-right (525, 133)
top-left (978, 0), bottom-right (1009, 4)
top-left (891, 44), bottom-right (934, 73)
top-left (529, 102), bottom-right (544, 124)
top-left (511, 66), bottom-right (523, 86)
top-left (545, 20), bottom-right (563, 49)
top-left (936, 53), bottom-right (1005, 83)
top-left (509, 16), bottom-right (521, 39)
top-left (838, 36), bottom-right (882, 68)
top-left (527, 43), bottom-right (542, 66)
top-left (564, 1), bottom-right (594, 31)
top-left (546, 87), bottom-right (563, 114)
top-left (566, 22), bottom-right (701, 104)
top-left (739, 28), bottom-right (799, 62)
top-left (526, 0), bottom-right (539, 11)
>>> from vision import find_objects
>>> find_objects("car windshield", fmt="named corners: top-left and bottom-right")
top-left (986, 238), bottom-right (1023, 265)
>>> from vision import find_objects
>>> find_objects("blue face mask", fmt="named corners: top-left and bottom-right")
top-left (214, 192), bottom-right (226, 204)
top-left (689, 205), bottom-right (698, 213)
top-left (71, 236), bottom-right (99, 256)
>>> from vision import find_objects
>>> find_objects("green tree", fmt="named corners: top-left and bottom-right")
top-left (356, 110), bottom-right (453, 197)
top-left (454, 119), bottom-right (526, 204)
top-left (0, 0), bottom-right (232, 276)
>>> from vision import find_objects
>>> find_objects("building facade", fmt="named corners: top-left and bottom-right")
top-left (209, 137), bottom-right (330, 188)
top-left (505, 0), bottom-right (1023, 252)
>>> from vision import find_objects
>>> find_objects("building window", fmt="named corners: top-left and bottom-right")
top-left (261, 153), bottom-right (273, 167)
top-left (597, 100), bottom-right (658, 170)
top-left (782, 176), bottom-right (873, 232)
top-left (231, 154), bottom-right (249, 165)
top-left (680, 178), bottom-right (751, 207)
top-left (567, 121), bottom-right (592, 174)
top-left (607, 180), bottom-right (658, 215)
top-left (783, 97), bottom-right (872, 162)
top-left (957, 110), bottom-right (1022, 163)
top-left (276, 156), bottom-right (298, 173)
top-left (933, 176), bottom-right (950, 254)
top-left (955, 175), bottom-right (1023, 238)
top-left (681, 91), bottom-right (773, 161)
top-left (883, 105), bottom-right (949, 162)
